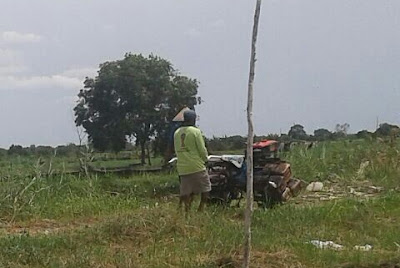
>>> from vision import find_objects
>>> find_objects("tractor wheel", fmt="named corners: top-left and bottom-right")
top-left (261, 186), bottom-right (278, 209)
top-left (223, 191), bottom-right (233, 207)
top-left (209, 190), bottom-right (232, 207)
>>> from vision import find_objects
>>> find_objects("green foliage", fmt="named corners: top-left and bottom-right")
top-left (314, 128), bottom-right (332, 141)
top-left (375, 122), bottom-right (399, 136)
top-left (284, 139), bottom-right (400, 189)
top-left (74, 53), bottom-right (200, 163)
top-left (288, 124), bottom-right (309, 140)
top-left (8, 144), bottom-right (28, 156)
top-left (1, 140), bottom-right (400, 267)
top-left (335, 123), bottom-right (350, 136)
top-left (206, 135), bottom-right (246, 152)
top-left (356, 130), bottom-right (374, 140)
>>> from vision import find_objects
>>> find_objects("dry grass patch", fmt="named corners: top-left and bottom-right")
top-left (216, 249), bottom-right (306, 268)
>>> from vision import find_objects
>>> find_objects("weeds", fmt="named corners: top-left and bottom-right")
top-left (0, 140), bottom-right (399, 267)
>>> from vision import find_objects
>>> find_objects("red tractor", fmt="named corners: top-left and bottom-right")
top-left (207, 140), bottom-right (302, 208)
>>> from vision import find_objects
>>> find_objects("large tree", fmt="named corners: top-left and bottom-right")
top-left (375, 123), bottom-right (399, 137)
top-left (314, 128), bottom-right (332, 141)
top-left (288, 124), bottom-right (308, 140)
top-left (74, 53), bottom-right (199, 164)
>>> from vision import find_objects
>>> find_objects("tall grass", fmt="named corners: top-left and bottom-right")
top-left (285, 139), bottom-right (400, 187)
top-left (0, 139), bottom-right (400, 267)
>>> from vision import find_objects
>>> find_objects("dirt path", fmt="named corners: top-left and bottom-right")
top-left (0, 217), bottom-right (100, 236)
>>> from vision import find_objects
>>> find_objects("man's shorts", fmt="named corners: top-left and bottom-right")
top-left (180, 170), bottom-right (211, 196)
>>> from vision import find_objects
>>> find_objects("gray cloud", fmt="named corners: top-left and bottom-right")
top-left (0, 48), bottom-right (26, 74)
top-left (0, 0), bottom-right (399, 148)
top-left (0, 75), bottom-right (81, 91)
top-left (184, 28), bottom-right (202, 38)
top-left (2, 31), bottom-right (42, 44)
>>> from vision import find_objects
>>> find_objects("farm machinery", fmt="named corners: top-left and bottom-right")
top-left (170, 140), bottom-right (303, 208)
top-left (206, 140), bottom-right (302, 208)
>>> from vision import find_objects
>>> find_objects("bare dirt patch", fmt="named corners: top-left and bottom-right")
top-left (0, 217), bottom-right (99, 236)
top-left (216, 249), bottom-right (306, 268)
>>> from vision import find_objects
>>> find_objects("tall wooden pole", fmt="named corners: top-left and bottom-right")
top-left (243, 0), bottom-right (262, 267)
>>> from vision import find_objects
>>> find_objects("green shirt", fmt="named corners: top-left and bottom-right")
top-left (174, 126), bottom-right (208, 175)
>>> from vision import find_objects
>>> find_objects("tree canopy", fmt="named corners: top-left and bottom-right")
top-left (288, 124), bottom-right (308, 140)
top-left (375, 123), bottom-right (399, 137)
top-left (74, 53), bottom-right (200, 164)
top-left (314, 128), bottom-right (332, 141)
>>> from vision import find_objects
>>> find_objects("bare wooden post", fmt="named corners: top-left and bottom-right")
top-left (243, 1), bottom-right (262, 268)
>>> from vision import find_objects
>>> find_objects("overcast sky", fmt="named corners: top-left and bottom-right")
top-left (0, 0), bottom-right (399, 148)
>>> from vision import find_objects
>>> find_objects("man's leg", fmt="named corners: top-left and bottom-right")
top-left (181, 194), bottom-right (193, 212)
top-left (178, 176), bottom-right (183, 210)
top-left (179, 175), bottom-right (193, 212)
top-left (198, 192), bottom-right (209, 212)
top-left (198, 169), bottom-right (211, 212)
top-left (178, 196), bottom-right (184, 210)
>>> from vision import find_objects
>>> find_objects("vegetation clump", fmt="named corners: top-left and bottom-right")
top-left (0, 139), bottom-right (399, 267)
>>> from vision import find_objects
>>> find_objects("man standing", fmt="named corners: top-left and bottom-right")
top-left (174, 109), bottom-right (211, 212)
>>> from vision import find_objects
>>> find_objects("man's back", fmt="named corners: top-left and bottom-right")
top-left (174, 126), bottom-right (208, 175)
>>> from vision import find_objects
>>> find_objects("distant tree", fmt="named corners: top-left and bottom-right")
top-left (356, 130), bottom-right (373, 139)
top-left (206, 137), bottom-right (226, 152)
top-left (227, 135), bottom-right (246, 150)
top-left (74, 53), bottom-right (200, 164)
top-left (254, 134), bottom-right (280, 142)
top-left (205, 135), bottom-right (246, 152)
top-left (56, 143), bottom-right (80, 157)
top-left (288, 124), bottom-right (308, 140)
top-left (28, 145), bottom-right (36, 154)
top-left (375, 123), bottom-right (399, 136)
top-left (313, 128), bottom-right (332, 141)
top-left (279, 134), bottom-right (290, 142)
top-left (35, 146), bottom-right (54, 156)
top-left (0, 148), bottom-right (6, 158)
top-left (335, 123), bottom-right (350, 135)
top-left (8, 145), bottom-right (27, 156)
top-left (331, 123), bottom-right (350, 140)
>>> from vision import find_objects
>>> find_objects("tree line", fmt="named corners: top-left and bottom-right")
top-left (71, 53), bottom-right (400, 161)
top-left (1, 122), bottom-right (398, 158)
top-left (3, 53), bottom-right (399, 159)
top-left (205, 122), bottom-right (400, 152)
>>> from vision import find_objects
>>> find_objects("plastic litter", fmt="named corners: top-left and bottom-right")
top-left (306, 182), bottom-right (324, 192)
top-left (354, 244), bottom-right (373, 251)
top-left (309, 240), bottom-right (343, 250)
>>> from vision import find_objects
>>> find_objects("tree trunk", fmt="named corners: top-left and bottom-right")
top-left (243, 1), bottom-right (262, 268)
top-left (146, 143), bottom-right (152, 166)
top-left (140, 141), bottom-right (146, 165)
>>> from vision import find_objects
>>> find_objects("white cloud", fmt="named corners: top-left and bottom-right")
top-left (2, 31), bottom-right (42, 43)
top-left (0, 75), bottom-right (82, 91)
top-left (0, 48), bottom-right (20, 64)
top-left (210, 19), bottom-right (225, 29)
top-left (102, 24), bottom-right (115, 31)
top-left (0, 48), bottom-right (26, 74)
top-left (0, 65), bottom-right (27, 75)
top-left (60, 67), bottom-right (98, 79)
top-left (184, 28), bottom-right (202, 38)
top-left (0, 66), bottom-right (98, 91)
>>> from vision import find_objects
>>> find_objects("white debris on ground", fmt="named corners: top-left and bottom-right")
top-left (309, 240), bottom-right (344, 250)
top-left (306, 182), bottom-right (324, 192)
top-left (356, 161), bottom-right (370, 179)
top-left (308, 241), bottom-right (373, 251)
top-left (297, 178), bottom-right (384, 204)
top-left (354, 244), bottom-right (373, 251)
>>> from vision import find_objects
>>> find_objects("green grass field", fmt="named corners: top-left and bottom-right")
top-left (0, 139), bottom-right (399, 267)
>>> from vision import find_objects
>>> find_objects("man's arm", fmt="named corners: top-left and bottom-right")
top-left (195, 130), bottom-right (208, 163)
